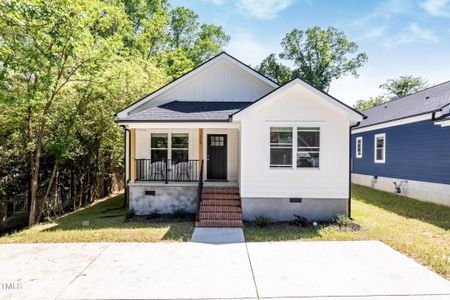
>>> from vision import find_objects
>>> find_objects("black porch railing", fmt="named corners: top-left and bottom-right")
top-left (135, 159), bottom-right (200, 183)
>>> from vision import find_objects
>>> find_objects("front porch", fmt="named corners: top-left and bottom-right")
top-left (127, 125), bottom-right (240, 185)
top-left (125, 123), bottom-right (242, 222)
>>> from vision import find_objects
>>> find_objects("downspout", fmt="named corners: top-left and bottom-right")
top-left (121, 126), bottom-right (130, 208)
top-left (348, 122), bottom-right (360, 219)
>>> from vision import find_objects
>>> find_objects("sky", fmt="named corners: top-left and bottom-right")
top-left (171, 0), bottom-right (450, 106)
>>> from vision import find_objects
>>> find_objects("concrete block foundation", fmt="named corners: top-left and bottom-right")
top-left (352, 173), bottom-right (450, 207)
top-left (128, 183), bottom-right (197, 215)
top-left (241, 197), bottom-right (348, 221)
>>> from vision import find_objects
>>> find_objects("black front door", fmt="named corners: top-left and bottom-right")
top-left (207, 134), bottom-right (227, 180)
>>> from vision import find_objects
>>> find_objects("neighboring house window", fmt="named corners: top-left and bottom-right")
top-left (151, 133), bottom-right (168, 161)
top-left (297, 127), bottom-right (320, 168)
top-left (270, 127), bottom-right (293, 167)
top-left (374, 133), bottom-right (386, 163)
top-left (171, 133), bottom-right (189, 164)
top-left (356, 136), bottom-right (363, 158)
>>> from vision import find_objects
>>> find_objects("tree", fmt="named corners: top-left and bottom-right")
top-left (380, 75), bottom-right (428, 99)
top-left (0, 0), bottom-right (229, 228)
top-left (353, 75), bottom-right (429, 111)
top-left (169, 7), bottom-right (199, 50)
top-left (257, 26), bottom-right (368, 91)
top-left (256, 54), bottom-right (293, 85)
top-left (0, 0), bottom-right (126, 225)
top-left (353, 96), bottom-right (387, 112)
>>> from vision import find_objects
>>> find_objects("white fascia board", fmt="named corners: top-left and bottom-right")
top-left (436, 119), bottom-right (450, 127)
top-left (116, 53), bottom-right (279, 118)
top-left (352, 113), bottom-right (432, 134)
top-left (121, 122), bottom-right (240, 129)
top-left (232, 78), bottom-right (364, 122)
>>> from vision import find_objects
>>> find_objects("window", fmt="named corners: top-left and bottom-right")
top-left (151, 133), bottom-right (168, 161)
top-left (210, 136), bottom-right (224, 147)
top-left (171, 133), bottom-right (189, 164)
top-left (356, 137), bottom-right (363, 158)
top-left (297, 127), bottom-right (320, 168)
top-left (374, 133), bottom-right (385, 163)
top-left (150, 133), bottom-right (189, 162)
top-left (270, 127), bottom-right (293, 167)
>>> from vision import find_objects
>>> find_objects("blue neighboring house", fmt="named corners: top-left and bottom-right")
top-left (351, 81), bottom-right (450, 207)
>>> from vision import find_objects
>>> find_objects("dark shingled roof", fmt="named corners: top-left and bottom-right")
top-left (357, 81), bottom-right (450, 128)
top-left (118, 101), bottom-right (253, 122)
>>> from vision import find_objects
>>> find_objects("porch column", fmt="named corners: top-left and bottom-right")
top-left (130, 129), bottom-right (136, 183)
top-left (198, 128), bottom-right (204, 173)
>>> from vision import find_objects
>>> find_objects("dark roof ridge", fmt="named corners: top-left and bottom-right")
top-left (362, 80), bottom-right (450, 112)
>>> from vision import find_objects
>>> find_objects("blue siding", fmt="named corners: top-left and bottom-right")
top-left (351, 120), bottom-right (450, 184)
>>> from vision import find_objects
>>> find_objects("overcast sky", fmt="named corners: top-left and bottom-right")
top-left (171, 0), bottom-right (450, 106)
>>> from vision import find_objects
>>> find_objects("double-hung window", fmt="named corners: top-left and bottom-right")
top-left (269, 126), bottom-right (321, 169)
top-left (297, 127), bottom-right (320, 168)
top-left (171, 133), bottom-right (189, 164)
top-left (270, 127), bottom-right (293, 167)
top-left (356, 136), bottom-right (363, 158)
top-left (374, 133), bottom-right (385, 163)
top-left (150, 133), bottom-right (189, 162)
top-left (151, 133), bottom-right (168, 161)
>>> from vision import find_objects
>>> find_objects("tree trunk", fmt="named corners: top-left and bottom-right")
top-left (36, 161), bottom-right (58, 222)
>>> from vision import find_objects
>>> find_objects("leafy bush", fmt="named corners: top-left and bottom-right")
top-left (293, 215), bottom-right (309, 227)
top-left (254, 216), bottom-right (272, 227)
top-left (335, 214), bottom-right (352, 227)
top-left (172, 208), bottom-right (188, 219)
top-left (125, 209), bottom-right (135, 220)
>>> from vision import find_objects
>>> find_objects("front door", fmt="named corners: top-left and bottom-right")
top-left (207, 134), bottom-right (227, 180)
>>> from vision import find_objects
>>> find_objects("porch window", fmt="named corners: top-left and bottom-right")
top-left (171, 133), bottom-right (189, 164)
top-left (297, 127), bottom-right (320, 168)
top-left (151, 133), bottom-right (168, 161)
top-left (374, 133), bottom-right (385, 163)
top-left (270, 127), bottom-right (293, 167)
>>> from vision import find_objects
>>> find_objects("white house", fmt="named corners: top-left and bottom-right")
top-left (116, 53), bottom-right (364, 227)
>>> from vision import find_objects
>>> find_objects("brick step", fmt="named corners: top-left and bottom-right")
top-left (200, 206), bottom-right (242, 213)
top-left (201, 193), bottom-right (240, 200)
top-left (201, 199), bottom-right (241, 206)
top-left (199, 212), bottom-right (242, 220)
top-left (202, 188), bottom-right (240, 194)
top-left (195, 219), bottom-right (243, 227)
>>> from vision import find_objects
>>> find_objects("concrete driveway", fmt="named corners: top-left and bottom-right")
top-left (0, 241), bottom-right (449, 299)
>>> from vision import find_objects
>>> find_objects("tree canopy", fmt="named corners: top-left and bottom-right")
top-left (0, 0), bottom-right (230, 225)
top-left (353, 75), bottom-right (428, 111)
top-left (256, 26), bottom-right (368, 91)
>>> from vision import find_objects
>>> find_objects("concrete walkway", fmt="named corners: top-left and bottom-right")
top-left (0, 241), bottom-right (449, 299)
top-left (191, 227), bottom-right (245, 243)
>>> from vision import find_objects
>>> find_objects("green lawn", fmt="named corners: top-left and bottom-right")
top-left (1, 184), bottom-right (449, 279)
top-left (0, 194), bottom-right (193, 243)
top-left (244, 184), bottom-right (450, 279)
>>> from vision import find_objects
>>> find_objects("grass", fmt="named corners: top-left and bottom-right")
top-left (244, 184), bottom-right (450, 279)
top-left (0, 194), bottom-right (193, 243)
top-left (1, 184), bottom-right (449, 279)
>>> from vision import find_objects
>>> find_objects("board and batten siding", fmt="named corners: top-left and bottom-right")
top-left (132, 60), bottom-right (275, 114)
top-left (351, 119), bottom-right (450, 184)
top-left (239, 84), bottom-right (351, 199)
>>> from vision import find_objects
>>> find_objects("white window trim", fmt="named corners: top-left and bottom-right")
top-left (374, 133), bottom-right (386, 163)
top-left (356, 136), bottom-right (363, 158)
top-left (267, 122), bottom-right (323, 171)
top-left (150, 132), bottom-right (189, 161)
